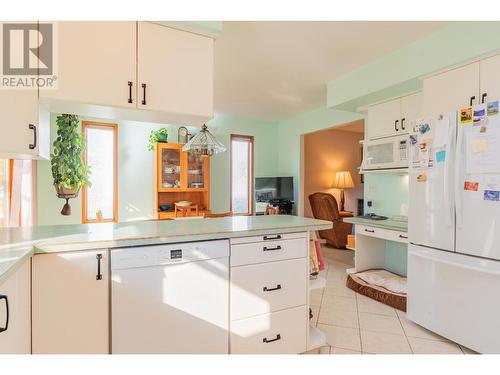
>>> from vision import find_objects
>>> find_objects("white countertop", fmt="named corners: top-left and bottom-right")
top-left (0, 215), bottom-right (331, 283)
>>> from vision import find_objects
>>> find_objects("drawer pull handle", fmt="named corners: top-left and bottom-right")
top-left (263, 334), bottom-right (281, 343)
top-left (399, 234), bottom-right (408, 239)
top-left (364, 229), bottom-right (375, 233)
top-left (263, 234), bottom-right (281, 241)
top-left (0, 294), bottom-right (9, 333)
top-left (263, 245), bottom-right (282, 252)
top-left (263, 284), bottom-right (282, 292)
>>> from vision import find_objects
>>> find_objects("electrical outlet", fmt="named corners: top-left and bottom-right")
top-left (367, 200), bottom-right (373, 208)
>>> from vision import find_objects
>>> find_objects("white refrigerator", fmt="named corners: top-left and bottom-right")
top-left (408, 102), bottom-right (500, 354)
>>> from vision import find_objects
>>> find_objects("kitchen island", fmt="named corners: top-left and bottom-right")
top-left (0, 215), bottom-right (332, 354)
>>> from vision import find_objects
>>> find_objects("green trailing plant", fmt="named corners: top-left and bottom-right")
top-left (147, 128), bottom-right (169, 151)
top-left (50, 114), bottom-right (90, 191)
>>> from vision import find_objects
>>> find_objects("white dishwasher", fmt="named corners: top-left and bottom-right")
top-left (111, 239), bottom-right (229, 354)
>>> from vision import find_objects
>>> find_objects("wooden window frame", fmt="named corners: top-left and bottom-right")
top-left (81, 121), bottom-right (118, 224)
top-left (230, 134), bottom-right (254, 216)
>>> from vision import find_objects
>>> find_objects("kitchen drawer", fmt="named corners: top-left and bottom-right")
top-left (230, 305), bottom-right (307, 354)
top-left (356, 225), bottom-right (408, 244)
top-left (230, 237), bottom-right (308, 267)
top-left (230, 232), bottom-right (306, 245)
top-left (231, 258), bottom-right (307, 320)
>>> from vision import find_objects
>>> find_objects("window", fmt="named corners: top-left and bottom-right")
top-left (82, 122), bottom-right (118, 223)
top-left (230, 135), bottom-right (254, 215)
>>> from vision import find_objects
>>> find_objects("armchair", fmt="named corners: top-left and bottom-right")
top-left (308, 192), bottom-right (353, 248)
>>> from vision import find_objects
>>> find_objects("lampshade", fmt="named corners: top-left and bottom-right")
top-left (182, 124), bottom-right (227, 156)
top-left (331, 171), bottom-right (355, 189)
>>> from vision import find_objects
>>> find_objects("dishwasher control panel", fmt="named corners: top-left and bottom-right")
top-left (111, 240), bottom-right (230, 270)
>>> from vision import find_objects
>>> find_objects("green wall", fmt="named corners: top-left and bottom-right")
top-left (37, 113), bottom-right (278, 225)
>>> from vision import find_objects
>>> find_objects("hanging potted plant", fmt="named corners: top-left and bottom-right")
top-left (50, 114), bottom-right (90, 216)
top-left (147, 127), bottom-right (168, 151)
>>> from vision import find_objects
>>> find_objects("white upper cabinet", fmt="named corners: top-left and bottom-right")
top-left (0, 90), bottom-right (50, 159)
top-left (40, 22), bottom-right (137, 108)
top-left (423, 62), bottom-right (480, 116)
top-left (0, 259), bottom-right (31, 354)
top-left (137, 22), bottom-right (214, 121)
top-left (32, 250), bottom-right (109, 354)
top-left (479, 54), bottom-right (500, 103)
top-left (367, 98), bottom-right (401, 140)
top-left (400, 92), bottom-right (423, 132)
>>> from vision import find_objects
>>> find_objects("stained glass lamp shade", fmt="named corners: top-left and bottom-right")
top-left (182, 124), bottom-right (226, 156)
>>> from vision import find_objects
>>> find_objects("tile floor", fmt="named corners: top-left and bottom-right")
top-left (306, 245), bottom-right (477, 355)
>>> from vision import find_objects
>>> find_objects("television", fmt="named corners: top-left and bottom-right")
top-left (255, 177), bottom-right (294, 202)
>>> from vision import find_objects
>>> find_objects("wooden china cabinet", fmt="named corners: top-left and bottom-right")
top-left (154, 143), bottom-right (210, 219)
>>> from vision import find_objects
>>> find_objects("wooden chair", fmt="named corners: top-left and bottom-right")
top-left (204, 212), bottom-right (233, 218)
top-left (265, 205), bottom-right (279, 215)
top-left (96, 210), bottom-right (104, 223)
top-left (174, 204), bottom-right (199, 217)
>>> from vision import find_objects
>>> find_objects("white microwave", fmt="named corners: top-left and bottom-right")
top-left (361, 135), bottom-right (408, 171)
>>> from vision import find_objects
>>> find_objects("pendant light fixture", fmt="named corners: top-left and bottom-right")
top-left (182, 124), bottom-right (226, 156)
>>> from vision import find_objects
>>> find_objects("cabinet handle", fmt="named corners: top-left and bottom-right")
top-left (399, 234), bottom-right (408, 239)
top-left (0, 294), bottom-right (8, 333)
top-left (263, 245), bottom-right (282, 252)
top-left (364, 229), bottom-right (375, 233)
top-left (28, 124), bottom-right (37, 150)
top-left (96, 254), bottom-right (103, 280)
top-left (394, 119), bottom-right (399, 132)
top-left (141, 83), bottom-right (147, 105)
top-left (263, 334), bottom-right (281, 343)
top-left (128, 81), bottom-right (133, 104)
top-left (263, 284), bottom-right (282, 292)
top-left (263, 234), bottom-right (281, 241)
top-left (469, 96), bottom-right (476, 106)
top-left (401, 118), bottom-right (405, 130)
top-left (481, 93), bottom-right (487, 104)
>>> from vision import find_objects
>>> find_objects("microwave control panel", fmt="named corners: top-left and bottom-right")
top-left (399, 140), bottom-right (408, 161)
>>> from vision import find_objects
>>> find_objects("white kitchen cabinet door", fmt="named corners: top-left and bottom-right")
top-left (400, 92), bottom-right (423, 134)
top-left (137, 22), bottom-right (214, 122)
top-left (0, 91), bottom-right (50, 160)
top-left (423, 62), bottom-right (480, 116)
top-left (479, 53), bottom-right (500, 103)
top-left (32, 250), bottom-right (109, 354)
top-left (40, 22), bottom-right (136, 108)
top-left (0, 258), bottom-right (31, 354)
top-left (366, 98), bottom-right (401, 140)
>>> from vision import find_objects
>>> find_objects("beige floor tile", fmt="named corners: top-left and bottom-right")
top-left (331, 347), bottom-right (361, 355)
top-left (360, 330), bottom-right (412, 354)
top-left (359, 312), bottom-right (405, 335)
top-left (321, 294), bottom-right (357, 311)
top-left (459, 345), bottom-right (479, 354)
top-left (324, 280), bottom-right (356, 299)
top-left (408, 337), bottom-right (463, 354)
top-left (309, 290), bottom-right (323, 307)
top-left (399, 316), bottom-right (448, 342)
top-left (318, 306), bottom-right (359, 329)
top-left (317, 323), bottom-right (362, 351)
top-left (356, 294), bottom-right (397, 317)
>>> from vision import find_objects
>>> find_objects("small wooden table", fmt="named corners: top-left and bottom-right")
top-left (174, 204), bottom-right (199, 217)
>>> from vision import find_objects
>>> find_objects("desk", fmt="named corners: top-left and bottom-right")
top-left (343, 217), bottom-right (408, 274)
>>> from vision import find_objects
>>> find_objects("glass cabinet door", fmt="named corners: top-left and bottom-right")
top-left (160, 147), bottom-right (182, 189)
top-left (187, 153), bottom-right (206, 189)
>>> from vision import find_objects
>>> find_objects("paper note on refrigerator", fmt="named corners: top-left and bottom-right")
top-left (433, 116), bottom-right (449, 148)
top-left (466, 128), bottom-right (500, 174)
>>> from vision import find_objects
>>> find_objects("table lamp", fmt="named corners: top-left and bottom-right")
top-left (331, 171), bottom-right (355, 212)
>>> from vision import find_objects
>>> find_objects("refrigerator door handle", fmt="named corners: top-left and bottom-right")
top-left (454, 123), bottom-right (464, 229)
top-left (443, 116), bottom-right (454, 228)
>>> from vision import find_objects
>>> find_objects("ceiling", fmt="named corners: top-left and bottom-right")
top-left (214, 21), bottom-right (448, 121)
